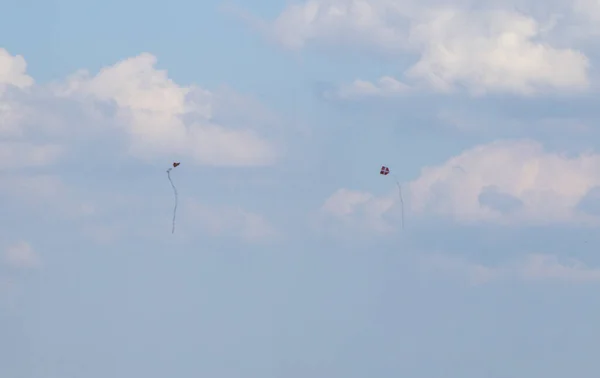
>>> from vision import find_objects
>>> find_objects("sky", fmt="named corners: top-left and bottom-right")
top-left (3, 0), bottom-right (600, 377)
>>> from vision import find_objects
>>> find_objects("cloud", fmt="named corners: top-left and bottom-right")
top-left (0, 50), bottom-right (61, 167)
top-left (0, 48), bottom-right (281, 171)
top-left (54, 52), bottom-right (280, 166)
top-left (264, 0), bottom-right (413, 52)
top-left (406, 9), bottom-right (589, 95)
top-left (327, 76), bottom-right (410, 99)
top-left (4, 241), bottom-right (40, 269)
top-left (254, 0), bottom-right (591, 95)
top-left (424, 253), bottom-right (600, 284)
top-left (318, 188), bottom-right (399, 235)
top-left (408, 139), bottom-right (600, 225)
top-left (0, 48), bottom-right (33, 89)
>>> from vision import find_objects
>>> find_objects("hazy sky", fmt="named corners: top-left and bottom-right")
top-left (3, 0), bottom-right (600, 377)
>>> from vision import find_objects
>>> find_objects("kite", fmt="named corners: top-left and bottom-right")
top-left (380, 165), bottom-right (404, 229)
top-left (166, 162), bottom-right (180, 233)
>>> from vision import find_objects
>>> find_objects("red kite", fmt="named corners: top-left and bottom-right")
top-left (379, 165), bottom-right (403, 229)
top-left (166, 162), bottom-right (180, 233)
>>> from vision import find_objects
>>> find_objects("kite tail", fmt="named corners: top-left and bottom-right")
top-left (395, 179), bottom-right (404, 230)
top-left (167, 168), bottom-right (178, 233)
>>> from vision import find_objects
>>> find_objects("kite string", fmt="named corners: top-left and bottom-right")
top-left (167, 168), bottom-right (178, 233)
top-left (394, 175), bottom-right (404, 230)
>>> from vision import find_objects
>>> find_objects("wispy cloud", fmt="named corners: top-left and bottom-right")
top-left (423, 253), bottom-right (600, 284)
top-left (318, 188), bottom-right (399, 236)
top-left (184, 199), bottom-right (279, 243)
top-left (326, 76), bottom-right (411, 100)
top-left (4, 241), bottom-right (41, 269)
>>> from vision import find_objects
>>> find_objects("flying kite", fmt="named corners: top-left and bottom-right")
top-left (166, 162), bottom-right (180, 233)
top-left (380, 165), bottom-right (404, 229)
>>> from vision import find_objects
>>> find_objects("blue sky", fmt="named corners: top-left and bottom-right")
top-left (3, 0), bottom-right (600, 377)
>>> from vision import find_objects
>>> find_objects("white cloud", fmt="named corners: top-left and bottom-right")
top-left (329, 76), bottom-right (410, 99)
top-left (406, 9), bottom-right (589, 95)
top-left (408, 139), bottom-right (600, 225)
top-left (319, 188), bottom-right (399, 234)
top-left (54, 53), bottom-right (279, 166)
top-left (0, 48), bottom-right (33, 90)
top-left (424, 253), bottom-right (600, 284)
top-left (267, 0), bottom-right (413, 52)
top-left (0, 50), bottom-right (34, 137)
top-left (0, 48), bottom-right (281, 170)
top-left (4, 241), bottom-right (41, 269)
top-left (259, 0), bottom-right (591, 95)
